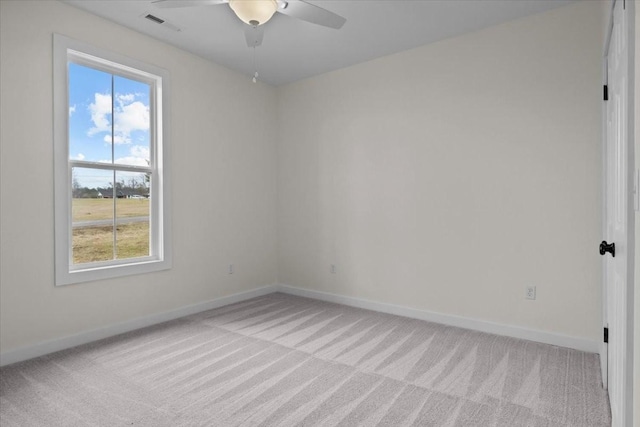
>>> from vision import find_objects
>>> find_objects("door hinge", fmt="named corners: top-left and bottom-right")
top-left (603, 85), bottom-right (608, 101)
top-left (604, 327), bottom-right (609, 343)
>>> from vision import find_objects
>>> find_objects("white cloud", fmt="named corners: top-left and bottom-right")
top-left (115, 101), bottom-right (149, 140)
top-left (130, 145), bottom-right (149, 159)
top-left (117, 93), bottom-right (135, 103)
top-left (71, 153), bottom-right (85, 160)
top-left (103, 135), bottom-right (128, 145)
top-left (88, 93), bottom-right (112, 136)
top-left (114, 145), bottom-right (150, 166)
top-left (69, 105), bottom-right (76, 117)
top-left (87, 92), bottom-right (149, 145)
top-left (113, 156), bottom-right (149, 167)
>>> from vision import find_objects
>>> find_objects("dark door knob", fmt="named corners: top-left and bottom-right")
top-left (600, 241), bottom-right (615, 257)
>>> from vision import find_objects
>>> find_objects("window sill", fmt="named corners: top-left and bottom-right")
top-left (56, 258), bottom-right (171, 286)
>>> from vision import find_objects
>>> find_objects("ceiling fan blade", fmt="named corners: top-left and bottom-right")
top-left (244, 25), bottom-right (264, 47)
top-left (152, 0), bottom-right (227, 9)
top-left (277, 0), bottom-right (345, 29)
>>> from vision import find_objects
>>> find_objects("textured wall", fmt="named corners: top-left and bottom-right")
top-left (277, 1), bottom-right (604, 341)
top-left (0, 0), bottom-right (278, 352)
top-left (0, 0), bottom-right (607, 358)
top-left (634, 2), bottom-right (639, 425)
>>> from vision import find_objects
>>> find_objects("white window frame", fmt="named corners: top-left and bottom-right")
top-left (53, 34), bottom-right (171, 286)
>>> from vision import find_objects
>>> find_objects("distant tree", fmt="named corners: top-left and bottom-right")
top-left (85, 188), bottom-right (99, 198)
top-left (128, 177), bottom-right (138, 191)
top-left (103, 176), bottom-right (151, 198)
top-left (144, 160), bottom-right (150, 191)
top-left (72, 172), bottom-right (82, 198)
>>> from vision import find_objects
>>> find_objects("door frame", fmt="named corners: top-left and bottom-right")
top-left (601, 0), bottom-right (635, 425)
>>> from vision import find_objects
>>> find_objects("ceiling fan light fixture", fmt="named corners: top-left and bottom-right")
top-left (228, 0), bottom-right (278, 26)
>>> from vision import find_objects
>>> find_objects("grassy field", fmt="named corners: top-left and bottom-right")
top-left (73, 222), bottom-right (149, 264)
top-left (72, 198), bottom-right (149, 222)
top-left (72, 198), bottom-right (149, 263)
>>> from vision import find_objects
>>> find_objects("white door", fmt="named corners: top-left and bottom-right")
top-left (603, 0), bottom-right (630, 425)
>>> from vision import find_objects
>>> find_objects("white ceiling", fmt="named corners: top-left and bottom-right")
top-left (64, 0), bottom-right (574, 86)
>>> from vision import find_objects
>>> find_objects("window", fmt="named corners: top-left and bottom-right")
top-left (54, 34), bottom-right (171, 285)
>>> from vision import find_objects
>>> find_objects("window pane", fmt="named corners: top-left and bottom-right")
top-left (113, 75), bottom-right (151, 167)
top-left (69, 63), bottom-right (113, 163)
top-left (55, 36), bottom-right (170, 285)
top-left (115, 171), bottom-right (150, 259)
top-left (72, 168), bottom-right (114, 264)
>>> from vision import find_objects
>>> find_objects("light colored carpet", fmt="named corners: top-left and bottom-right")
top-left (0, 292), bottom-right (610, 426)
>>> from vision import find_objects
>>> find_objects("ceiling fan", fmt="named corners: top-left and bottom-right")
top-left (152, 0), bottom-right (346, 47)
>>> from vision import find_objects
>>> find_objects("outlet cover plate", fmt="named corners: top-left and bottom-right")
top-left (526, 286), bottom-right (536, 300)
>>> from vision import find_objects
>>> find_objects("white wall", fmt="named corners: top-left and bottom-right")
top-left (277, 1), bottom-right (604, 341)
top-left (634, 2), bottom-right (639, 425)
top-left (0, 0), bottom-right (607, 361)
top-left (0, 1), bottom-right (278, 353)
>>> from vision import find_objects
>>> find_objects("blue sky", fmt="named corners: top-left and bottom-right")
top-left (69, 63), bottom-right (150, 189)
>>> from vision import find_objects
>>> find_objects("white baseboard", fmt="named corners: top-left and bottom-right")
top-left (276, 284), bottom-right (600, 354)
top-left (0, 282), bottom-right (600, 367)
top-left (0, 285), bottom-right (278, 367)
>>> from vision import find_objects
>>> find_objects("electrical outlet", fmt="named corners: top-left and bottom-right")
top-left (330, 264), bottom-right (336, 274)
top-left (228, 264), bottom-right (234, 275)
top-left (525, 286), bottom-right (536, 300)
